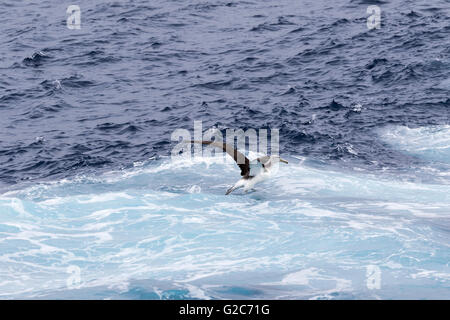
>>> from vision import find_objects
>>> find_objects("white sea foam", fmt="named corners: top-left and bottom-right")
top-left (380, 125), bottom-right (450, 164)
top-left (0, 140), bottom-right (449, 299)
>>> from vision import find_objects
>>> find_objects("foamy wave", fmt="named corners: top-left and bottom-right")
top-left (0, 153), bottom-right (449, 299)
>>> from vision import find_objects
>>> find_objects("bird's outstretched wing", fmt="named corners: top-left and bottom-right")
top-left (190, 140), bottom-right (251, 177)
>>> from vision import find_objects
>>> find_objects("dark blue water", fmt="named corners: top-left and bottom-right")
top-left (1, 0), bottom-right (448, 188)
top-left (0, 0), bottom-right (449, 299)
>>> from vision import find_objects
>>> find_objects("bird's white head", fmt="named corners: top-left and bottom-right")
top-left (261, 155), bottom-right (288, 175)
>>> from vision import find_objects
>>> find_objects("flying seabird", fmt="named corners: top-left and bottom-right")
top-left (189, 140), bottom-right (288, 195)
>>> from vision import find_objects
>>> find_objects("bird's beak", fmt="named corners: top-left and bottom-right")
top-left (280, 158), bottom-right (288, 164)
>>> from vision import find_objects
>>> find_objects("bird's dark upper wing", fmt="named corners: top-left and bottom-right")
top-left (190, 140), bottom-right (250, 177)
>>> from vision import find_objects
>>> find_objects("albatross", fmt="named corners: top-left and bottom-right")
top-left (190, 140), bottom-right (288, 195)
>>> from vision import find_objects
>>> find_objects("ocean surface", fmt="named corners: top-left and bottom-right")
top-left (0, 0), bottom-right (449, 299)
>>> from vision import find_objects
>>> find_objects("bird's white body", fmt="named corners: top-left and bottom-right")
top-left (231, 170), bottom-right (270, 192)
top-left (226, 155), bottom-right (284, 195)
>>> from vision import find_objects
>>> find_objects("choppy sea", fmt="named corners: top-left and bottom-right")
top-left (0, 0), bottom-right (449, 299)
